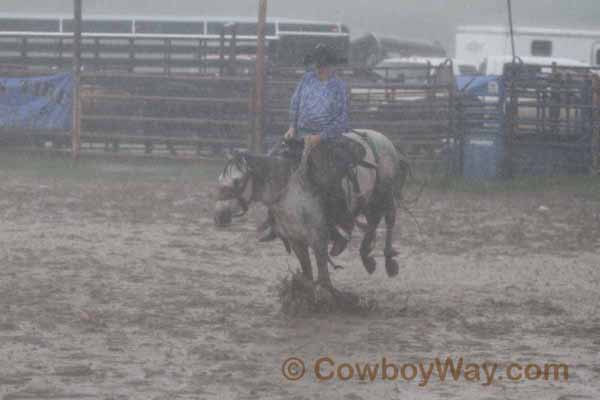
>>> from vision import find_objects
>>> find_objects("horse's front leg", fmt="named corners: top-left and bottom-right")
top-left (360, 209), bottom-right (382, 275)
top-left (290, 241), bottom-right (313, 281)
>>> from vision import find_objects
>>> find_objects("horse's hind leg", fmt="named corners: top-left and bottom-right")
top-left (314, 242), bottom-right (333, 289)
top-left (383, 197), bottom-right (400, 277)
top-left (291, 242), bottom-right (313, 281)
top-left (360, 210), bottom-right (382, 275)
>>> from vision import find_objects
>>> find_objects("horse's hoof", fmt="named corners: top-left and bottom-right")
top-left (362, 256), bottom-right (376, 274)
top-left (385, 258), bottom-right (399, 277)
top-left (213, 202), bottom-right (232, 227)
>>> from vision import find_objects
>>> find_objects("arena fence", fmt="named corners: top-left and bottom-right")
top-left (79, 72), bottom-right (253, 154)
top-left (2, 56), bottom-right (600, 178)
top-left (0, 58), bottom-right (457, 171)
top-left (77, 63), bottom-right (455, 166)
top-left (503, 63), bottom-right (600, 176)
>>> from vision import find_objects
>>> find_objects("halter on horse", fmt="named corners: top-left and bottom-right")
top-left (217, 155), bottom-right (254, 218)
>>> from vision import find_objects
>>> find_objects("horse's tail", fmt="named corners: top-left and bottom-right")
top-left (394, 155), bottom-right (423, 207)
top-left (393, 157), bottom-right (425, 237)
top-left (393, 158), bottom-right (409, 203)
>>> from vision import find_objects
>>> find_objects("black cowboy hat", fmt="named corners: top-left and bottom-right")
top-left (304, 43), bottom-right (347, 67)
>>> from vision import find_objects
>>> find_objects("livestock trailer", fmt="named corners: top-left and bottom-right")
top-left (456, 25), bottom-right (600, 68)
top-left (0, 13), bottom-right (350, 73)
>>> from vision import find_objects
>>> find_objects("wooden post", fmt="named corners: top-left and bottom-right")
top-left (253, 0), bottom-right (267, 153)
top-left (72, 0), bottom-right (82, 159)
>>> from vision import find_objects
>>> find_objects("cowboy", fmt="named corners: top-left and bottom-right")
top-left (259, 43), bottom-right (362, 256)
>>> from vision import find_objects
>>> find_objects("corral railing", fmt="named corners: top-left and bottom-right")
top-left (75, 62), bottom-right (458, 164)
top-left (1, 61), bottom-right (459, 171)
top-left (503, 63), bottom-right (600, 176)
top-left (5, 31), bottom-right (600, 178)
top-left (5, 58), bottom-right (600, 178)
top-left (79, 72), bottom-right (253, 154)
top-left (453, 64), bottom-right (600, 178)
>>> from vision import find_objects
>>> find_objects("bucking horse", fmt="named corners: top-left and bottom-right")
top-left (214, 129), bottom-right (409, 289)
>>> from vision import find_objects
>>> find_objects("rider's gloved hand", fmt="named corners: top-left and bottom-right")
top-left (304, 134), bottom-right (321, 148)
top-left (284, 127), bottom-right (296, 141)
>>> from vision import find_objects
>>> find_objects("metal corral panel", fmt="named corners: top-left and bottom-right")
top-left (504, 63), bottom-right (596, 176)
top-left (511, 141), bottom-right (591, 176)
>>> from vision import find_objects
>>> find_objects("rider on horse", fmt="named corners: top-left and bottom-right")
top-left (259, 43), bottom-right (364, 256)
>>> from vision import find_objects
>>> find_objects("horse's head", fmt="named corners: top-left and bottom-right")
top-left (213, 151), bottom-right (257, 227)
top-left (214, 150), bottom-right (292, 227)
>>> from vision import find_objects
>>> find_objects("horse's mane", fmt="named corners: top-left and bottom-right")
top-left (223, 152), bottom-right (293, 184)
top-left (221, 154), bottom-right (248, 178)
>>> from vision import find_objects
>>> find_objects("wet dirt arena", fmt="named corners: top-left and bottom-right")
top-left (0, 152), bottom-right (599, 400)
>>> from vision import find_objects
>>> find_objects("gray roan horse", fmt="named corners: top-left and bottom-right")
top-left (214, 129), bottom-right (409, 289)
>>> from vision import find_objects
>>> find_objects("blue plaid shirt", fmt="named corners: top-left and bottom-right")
top-left (289, 70), bottom-right (349, 141)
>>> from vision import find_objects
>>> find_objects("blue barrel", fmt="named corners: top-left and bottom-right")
top-left (462, 133), bottom-right (504, 179)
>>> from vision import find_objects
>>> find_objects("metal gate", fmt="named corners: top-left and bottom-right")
top-left (503, 63), bottom-right (599, 176)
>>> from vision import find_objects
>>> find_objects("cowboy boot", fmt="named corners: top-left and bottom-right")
top-left (329, 224), bottom-right (349, 257)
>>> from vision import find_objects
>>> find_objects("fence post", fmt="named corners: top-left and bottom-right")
top-left (504, 66), bottom-right (517, 178)
top-left (72, 0), bottom-right (82, 159)
top-left (228, 23), bottom-right (238, 76)
top-left (219, 27), bottom-right (226, 76)
top-left (592, 75), bottom-right (600, 175)
top-left (253, 0), bottom-right (268, 153)
top-left (128, 38), bottom-right (135, 73)
top-left (447, 64), bottom-right (457, 177)
top-left (20, 38), bottom-right (28, 65)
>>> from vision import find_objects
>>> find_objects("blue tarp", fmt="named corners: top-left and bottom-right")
top-left (456, 75), bottom-right (503, 97)
top-left (0, 73), bottom-right (73, 131)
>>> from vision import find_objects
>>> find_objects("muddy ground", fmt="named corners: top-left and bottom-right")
top-left (0, 151), bottom-right (599, 400)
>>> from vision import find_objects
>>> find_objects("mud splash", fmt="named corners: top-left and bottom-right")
top-left (278, 272), bottom-right (377, 316)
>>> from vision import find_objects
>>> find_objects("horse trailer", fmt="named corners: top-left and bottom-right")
top-left (456, 25), bottom-right (600, 68)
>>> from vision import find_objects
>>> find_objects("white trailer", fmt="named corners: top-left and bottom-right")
top-left (455, 25), bottom-right (600, 68)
